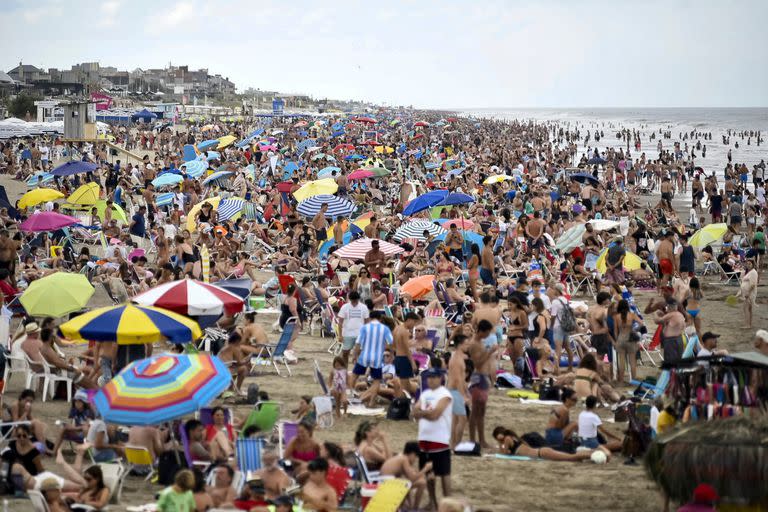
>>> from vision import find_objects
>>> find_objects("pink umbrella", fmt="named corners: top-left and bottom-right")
top-left (414, 121), bottom-right (430, 127)
top-left (20, 212), bottom-right (79, 232)
top-left (128, 248), bottom-right (146, 261)
top-left (332, 238), bottom-right (404, 260)
top-left (440, 219), bottom-right (475, 230)
top-left (348, 169), bottom-right (375, 180)
top-left (259, 144), bottom-right (278, 151)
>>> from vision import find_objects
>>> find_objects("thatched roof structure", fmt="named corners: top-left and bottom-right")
top-left (645, 414), bottom-right (768, 506)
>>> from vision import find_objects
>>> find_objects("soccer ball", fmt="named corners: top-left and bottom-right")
top-left (591, 450), bottom-right (608, 465)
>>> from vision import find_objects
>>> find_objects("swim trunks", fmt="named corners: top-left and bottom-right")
top-left (394, 355), bottom-right (415, 378)
top-left (468, 373), bottom-right (490, 404)
top-left (315, 228), bottom-right (327, 241)
top-left (659, 258), bottom-right (674, 276)
top-left (449, 389), bottom-right (467, 416)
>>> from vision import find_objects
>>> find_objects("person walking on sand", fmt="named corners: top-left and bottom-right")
top-left (447, 334), bottom-right (470, 449)
top-left (467, 319), bottom-right (499, 449)
top-left (738, 259), bottom-right (759, 329)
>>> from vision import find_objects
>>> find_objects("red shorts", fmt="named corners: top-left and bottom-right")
top-left (659, 258), bottom-right (674, 275)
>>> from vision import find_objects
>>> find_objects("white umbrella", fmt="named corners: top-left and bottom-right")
top-left (393, 220), bottom-right (446, 242)
top-left (588, 219), bottom-right (620, 231)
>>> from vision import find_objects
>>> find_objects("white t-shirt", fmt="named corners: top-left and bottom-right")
top-left (86, 419), bottom-right (110, 455)
top-left (39, 146), bottom-right (49, 161)
top-left (577, 410), bottom-right (602, 439)
top-left (697, 347), bottom-right (712, 358)
top-left (550, 297), bottom-right (566, 331)
top-left (418, 386), bottom-right (453, 446)
top-left (338, 302), bottom-right (369, 338)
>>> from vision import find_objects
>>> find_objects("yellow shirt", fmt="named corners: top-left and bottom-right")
top-left (657, 410), bottom-right (676, 434)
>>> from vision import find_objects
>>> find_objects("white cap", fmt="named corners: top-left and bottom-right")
top-left (756, 330), bottom-right (768, 345)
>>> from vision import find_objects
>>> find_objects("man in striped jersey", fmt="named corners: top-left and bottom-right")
top-left (350, 311), bottom-right (393, 407)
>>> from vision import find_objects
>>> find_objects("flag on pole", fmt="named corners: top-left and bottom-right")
top-left (201, 245), bottom-right (210, 283)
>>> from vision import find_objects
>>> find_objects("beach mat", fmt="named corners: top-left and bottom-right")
top-left (488, 454), bottom-right (535, 461)
top-left (506, 389), bottom-right (539, 400)
top-left (517, 398), bottom-right (562, 406)
top-left (348, 404), bottom-right (386, 416)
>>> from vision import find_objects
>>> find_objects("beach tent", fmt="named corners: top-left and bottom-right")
top-left (131, 109), bottom-right (158, 123)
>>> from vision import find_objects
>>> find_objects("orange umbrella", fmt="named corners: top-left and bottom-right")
top-left (400, 275), bottom-right (436, 300)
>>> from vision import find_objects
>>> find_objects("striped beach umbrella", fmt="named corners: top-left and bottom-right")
top-left (317, 166), bottom-right (341, 178)
top-left (156, 193), bottom-right (174, 207)
top-left (181, 160), bottom-right (208, 178)
top-left (202, 170), bottom-right (233, 186)
top-left (393, 220), bottom-right (446, 242)
top-left (333, 237), bottom-right (404, 260)
top-left (217, 197), bottom-right (246, 221)
top-left (133, 278), bottom-right (244, 317)
top-left (59, 304), bottom-right (202, 345)
top-left (297, 194), bottom-right (356, 218)
top-left (93, 354), bottom-right (231, 426)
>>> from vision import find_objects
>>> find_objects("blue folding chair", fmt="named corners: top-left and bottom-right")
top-left (251, 317), bottom-right (296, 376)
top-left (236, 438), bottom-right (266, 474)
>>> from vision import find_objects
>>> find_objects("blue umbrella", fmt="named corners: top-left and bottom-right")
top-left (235, 129), bottom-right (265, 148)
top-left (436, 192), bottom-right (474, 207)
top-left (317, 166), bottom-right (341, 178)
top-left (215, 278), bottom-right (252, 300)
top-left (204, 151), bottom-right (221, 161)
top-left (198, 139), bottom-right (218, 151)
top-left (402, 190), bottom-right (449, 216)
top-left (435, 230), bottom-right (484, 246)
top-left (131, 109), bottom-right (157, 122)
top-left (180, 160), bottom-right (207, 178)
top-left (425, 162), bottom-right (441, 170)
top-left (202, 171), bottom-right (233, 186)
top-left (26, 172), bottom-right (55, 187)
top-left (152, 173), bottom-right (183, 188)
top-left (587, 156), bottom-right (606, 165)
top-left (51, 161), bottom-right (98, 177)
top-left (319, 231), bottom-right (354, 257)
top-left (447, 167), bottom-right (465, 176)
top-left (156, 193), bottom-right (174, 207)
top-left (344, 154), bottom-right (366, 161)
top-left (570, 172), bottom-right (599, 185)
top-left (217, 198), bottom-right (245, 220)
top-left (297, 194), bottom-right (356, 218)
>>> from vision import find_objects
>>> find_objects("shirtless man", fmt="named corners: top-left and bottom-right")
top-left (544, 388), bottom-right (578, 449)
top-left (467, 319), bottom-right (499, 448)
top-left (479, 235), bottom-right (495, 286)
top-left (364, 239), bottom-right (386, 279)
top-left (444, 224), bottom-right (464, 262)
top-left (656, 230), bottom-right (677, 289)
top-left (311, 203), bottom-right (329, 254)
top-left (380, 441), bottom-right (431, 510)
top-left (392, 313), bottom-right (419, 393)
top-left (217, 331), bottom-right (248, 392)
top-left (207, 464), bottom-right (237, 507)
top-left (332, 217), bottom-right (345, 246)
top-left (447, 334), bottom-right (470, 448)
top-left (301, 458), bottom-right (337, 512)
top-left (0, 230), bottom-right (20, 287)
top-left (660, 177), bottom-right (674, 211)
top-left (239, 312), bottom-right (268, 354)
top-left (587, 292), bottom-right (614, 375)
top-left (472, 291), bottom-right (503, 369)
top-left (252, 449), bottom-right (292, 500)
top-left (525, 211), bottom-right (546, 252)
top-left (655, 298), bottom-right (685, 363)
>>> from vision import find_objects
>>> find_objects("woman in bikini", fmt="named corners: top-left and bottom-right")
top-left (467, 243), bottom-right (481, 300)
top-left (572, 353), bottom-right (620, 403)
top-left (529, 297), bottom-right (552, 376)
top-left (492, 426), bottom-right (593, 462)
top-left (435, 251), bottom-right (456, 281)
top-left (506, 296), bottom-right (528, 364)
top-left (683, 277), bottom-right (703, 338)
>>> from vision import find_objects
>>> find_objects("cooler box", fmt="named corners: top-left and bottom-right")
top-left (361, 483), bottom-right (378, 509)
top-left (249, 296), bottom-right (266, 310)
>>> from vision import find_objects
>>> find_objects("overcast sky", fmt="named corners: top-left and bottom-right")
top-left (2, 0), bottom-right (766, 108)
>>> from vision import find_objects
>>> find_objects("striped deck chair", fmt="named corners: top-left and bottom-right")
top-left (236, 437), bottom-right (266, 474)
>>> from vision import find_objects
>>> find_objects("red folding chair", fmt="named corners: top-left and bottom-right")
top-left (326, 463), bottom-right (351, 504)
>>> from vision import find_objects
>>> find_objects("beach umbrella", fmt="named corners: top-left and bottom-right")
top-left (348, 169), bottom-right (375, 180)
top-left (152, 173), bottom-right (184, 188)
top-left (66, 182), bottom-right (100, 205)
top-left (354, 117), bottom-right (376, 124)
top-left (94, 353), bottom-right (231, 426)
top-left (92, 200), bottom-right (127, 224)
top-left (344, 154), bottom-right (366, 161)
top-left (217, 135), bottom-right (236, 149)
top-left (293, 178), bottom-right (338, 202)
top-left (400, 275), bottom-right (435, 300)
top-left (202, 170), bottom-right (233, 186)
top-left (434, 230), bottom-right (484, 247)
top-left (214, 278), bottom-right (252, 300)
top-left (586, 157), bottom-right (606, 165)
top-left (483, 174), bottom-right (512, 185)
top-left (186, 197), bottom-right (223, 231)
top-left (440, 218), bottom-right (475, 230)
top-left (595, 247), bottom-right (644, 273)
top-left (133, 278), bottom-right (244, 317)
top-left (393, 220), bottom-right (446, 242)
top-left (20, 272), bottom-right (95, 318)
top-left (197, 139), bottom-right (218, 151)
top-left (365, 167), bottom-right (391, 178)
top-left (374, 146), bottom-right (395, 154)
top-left (588, 219), bottom-right (620, 231)
top-left (689, 223), bottom-right (728, 249)
top-left (403, 190), bottom-right (449, 216)
top-left (51, 161), bottom-right (98, 177)
top-left (555, 223), bottom-right (586, 252)
top-left (297, 194), bottom-right (356, 218)
top-left (645, 415), bottom-right (768, 505)
top-left (414, 121), bottom-right (430, 128)
top-left (26, 172), bottom-right (55, 188)
top-left (333, 143), bottom-right (355, 153)
top-left (59, 304), bottom-right (202, 345)
top-left (333, 238), bottom-right (404, 260)
top-left (436, 192), bottom-right (474, 207)
top-left (204, 151), bottom-right (221, 161)
top-left (20, 212), bottom-right (79, 232)
top-left (18, 188), bottom-right (65, 209)
top-left (570, 172), bottom-right (600, 185)
top-left (317, 166), bottom-right (341, 178)
top-left (180, 160), bottom-right (208, 178)
top-left (217, 197), bottom-right (246, 222)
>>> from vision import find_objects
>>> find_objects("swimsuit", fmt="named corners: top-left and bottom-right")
top-left (686, 309), bottom-right (700, 318)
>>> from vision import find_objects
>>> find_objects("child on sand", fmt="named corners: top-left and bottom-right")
top-left (328, 356), bottom-right (349, 417)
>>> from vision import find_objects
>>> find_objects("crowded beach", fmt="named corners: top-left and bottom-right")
top-left (0, 109), bottom-right (765, 512)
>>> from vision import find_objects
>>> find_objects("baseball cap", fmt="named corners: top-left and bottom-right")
top-left (701, 332), bottom-right (720, 343)
top-left (74, 390), bottom-right (89, 403)
top-left (423, 368), bottom-right (444, 378)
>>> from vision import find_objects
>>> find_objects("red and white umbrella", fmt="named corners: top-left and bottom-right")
top-left (332, 238), bottom-right (404, 260)
top-left (133, 279), bottom-right (244, 316)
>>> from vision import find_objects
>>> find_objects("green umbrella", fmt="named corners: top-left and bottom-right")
top-left (20, 272), bottom-right (95, 317)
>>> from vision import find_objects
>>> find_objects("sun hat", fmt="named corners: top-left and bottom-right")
top-left (25, 322), bottom-right (40, 334)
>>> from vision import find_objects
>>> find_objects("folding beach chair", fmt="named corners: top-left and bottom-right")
top-left (240, 400), bottom-right (281, 437)
top-left (277, 421), bottom-right (299, 459)
top-left (363, 478), bottom-right (412, 512)
top-left (236, 437), bottom-right (266, 474)
top-left (124, 445), bottom-right (157, 481)
top-left (251, 317), bottom-right (296, 376)
top-left (353, 452), bottom-right (389, 484)
top-left (638, 333), bottom-right (663, 367)
top-left (326, 463), bottom-right (352, 505)
top-left (179, 422), bottom-right (211, 473)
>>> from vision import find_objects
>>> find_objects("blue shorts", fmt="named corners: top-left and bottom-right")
top-left (92, 449), bottom-right (118, 463)
top-left (353, 363), bottom-right (382, 380)
top-left (342, 336), bottom-right (357, 351)
top-left (479, 267), bottom-right (495, 285)
top-left (545, 428), bottom-right (564, 448)
top-left (449, 389), bottom-right (466, 416)
top-left (394, 355), bottom-right (414, 378)
top-left (580, 437), bottom-right (600, 449)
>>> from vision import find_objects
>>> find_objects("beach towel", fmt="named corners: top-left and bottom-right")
top-left (347, 404), bottom-right (386, 416)
top-left (312, 396), bottom-right (333, 428)
top-left (490, 454), bottom-right (535, 461)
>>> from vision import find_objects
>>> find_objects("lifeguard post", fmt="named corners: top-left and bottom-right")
top-left (62, 100), bottom-right (142, 163)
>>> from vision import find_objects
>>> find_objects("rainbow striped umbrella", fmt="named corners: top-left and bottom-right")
top-left (59, 304), bottom-right (202, 345)
top-left (94, 354), bottom-right (231, 425)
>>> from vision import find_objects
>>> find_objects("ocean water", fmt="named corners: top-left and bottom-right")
top-left (460, 108), bottom-right (768, 171)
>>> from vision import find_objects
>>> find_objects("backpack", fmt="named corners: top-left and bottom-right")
top-left (557, 298), bottom-right (577, 333)
top-left (386, 397), bottom-right (411, 421)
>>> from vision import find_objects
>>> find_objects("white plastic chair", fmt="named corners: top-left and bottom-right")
top-left (39, 358), bottom-right (74, 403)
top-left (2, 353), bottom-right (30, 394)
top-left (23, 354), bottom-right (47, 390)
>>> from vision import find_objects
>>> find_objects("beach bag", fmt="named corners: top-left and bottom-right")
top-left (246, 384), bottom-right (261, 405)
top-left (453, 441), bottom-right (481, 456)
top-left (557, 299), bottom-right (578, 333)
top-left (386, 397), bottom-right (410, 421)
top-left (157, 450), bottom-right (187, 486)
top-left (495, 372), bottom-right (522, 389)
top-left (538, 379), bottom-right (561, 401)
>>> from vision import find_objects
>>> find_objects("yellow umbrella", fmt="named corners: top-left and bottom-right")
top-left (18, 188), bottom-right (65, 209)
top-left (483, 174), bottom-right (512, 185)
top-left (186, 197), bottom-right (223, 232)
top-left (374, 145), bottom-right (394, 154)
top-left (67, 182), bottom-right (101, 205)
top-left (689, 223), bottom-right (728, 249)
top-left (596, 248), bottom-right (644, 274)
top-left (217, 135), bottom-right (236, 149)
top-left (293, 178), bottom-right (338, 202)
